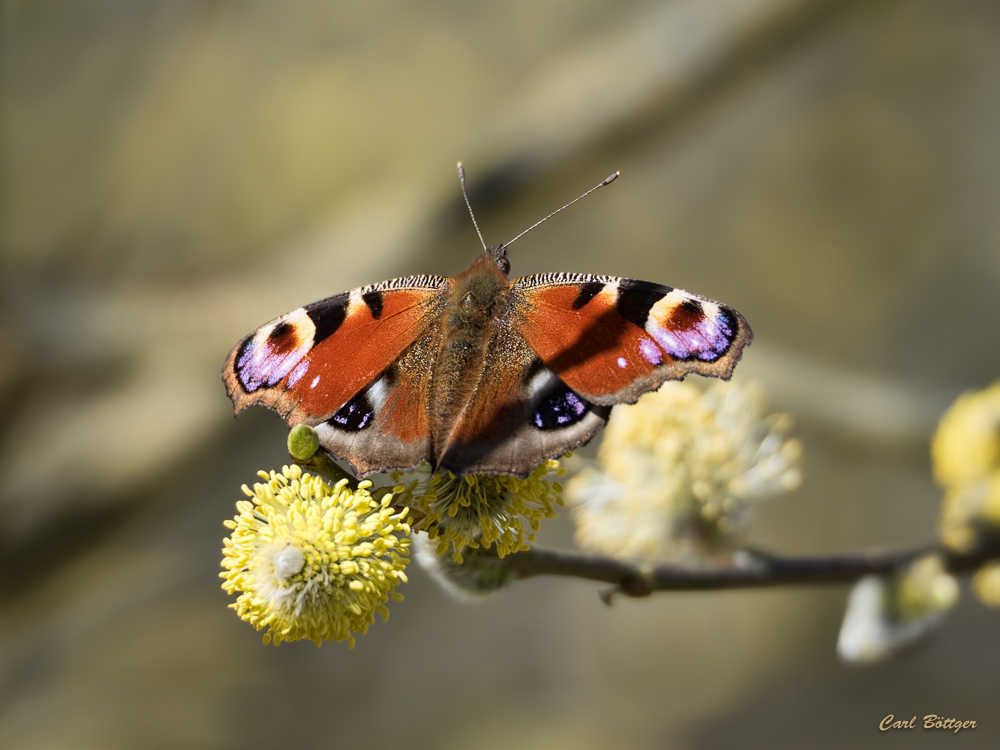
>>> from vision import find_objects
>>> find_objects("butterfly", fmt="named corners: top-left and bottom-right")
top-left (223, 165), bottom-right (752, 479)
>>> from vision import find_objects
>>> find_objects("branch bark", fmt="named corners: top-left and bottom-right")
top-left (487, 541), bottom-right (1000, 603)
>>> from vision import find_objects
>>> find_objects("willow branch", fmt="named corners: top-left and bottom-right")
top-left (485, 542), bottom-right (1000, 603)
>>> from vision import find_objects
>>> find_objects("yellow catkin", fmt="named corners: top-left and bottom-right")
top-left (392, 458), bottom-right (565, 560)
top-left (221, 465), bottom-right (411, 646)
top-left (567, 380), bottom-right (802, 560)
top-left (973, 562), bottom-right (1000, 607)
top-left (932, 383), bottom-right (1000, 553)
top-left (932, 382), bottom-right (1000, 490)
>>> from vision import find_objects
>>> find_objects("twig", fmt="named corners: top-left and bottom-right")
top-left (477, 542), bottom-right (1000, 603)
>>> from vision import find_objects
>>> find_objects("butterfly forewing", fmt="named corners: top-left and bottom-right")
top-left (510, 273), bottom-right (752, 405)
top-left (223, 274), bottom-right (450, 440)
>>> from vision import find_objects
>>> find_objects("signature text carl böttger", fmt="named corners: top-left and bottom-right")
top-left (880, 715), bottom-right (976, 734)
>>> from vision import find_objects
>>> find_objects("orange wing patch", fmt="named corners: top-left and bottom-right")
top-left (512, 274), bottom-right (751, 405)
top-left (223, 276), bottom-right (449, 425)
top-left (284, 288), bottom-right (444, 423)
top-left (514, 282), bottom-right (660, 398)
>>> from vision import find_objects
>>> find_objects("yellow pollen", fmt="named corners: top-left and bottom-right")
top-left (221, 465), bottom-right (411, 646)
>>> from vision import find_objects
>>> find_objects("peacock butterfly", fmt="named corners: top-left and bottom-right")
top-left (223, 165), bottom-right (752, 478)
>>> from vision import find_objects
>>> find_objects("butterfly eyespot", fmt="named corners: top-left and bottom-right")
top-left (532, 387), bottom-right (591, 431)
top-left (234, 315), bottom-right (312, 393)
top-left (329, 393), bottom-right (376, 432)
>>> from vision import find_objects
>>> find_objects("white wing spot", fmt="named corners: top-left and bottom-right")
top-left (367, 377), bottom-right (391, 411)
top-left (617, 357), bottom-right (628, 369)
top-left (524, 366), bottom-right (562, 407)
top-left (310, 376), bottom-right (321, 389)
top-left (347, 289), bottom-right (367, 316)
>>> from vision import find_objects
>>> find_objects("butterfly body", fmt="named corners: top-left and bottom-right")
top-left (224, 208), bottom-right (752, 479)
top-left (430, 254), bottom-right (510, 459)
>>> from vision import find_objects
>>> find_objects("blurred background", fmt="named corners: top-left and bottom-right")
top-left (2, 0), bottom-right (999, 747)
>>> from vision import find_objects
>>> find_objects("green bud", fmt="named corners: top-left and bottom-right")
top-left (287, 424), bottom-right (320, 461)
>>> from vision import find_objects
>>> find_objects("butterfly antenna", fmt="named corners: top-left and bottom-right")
top-left (503, 171), bottom-right (620, 249)
top-left (457, 162), bottom-right (488, 253)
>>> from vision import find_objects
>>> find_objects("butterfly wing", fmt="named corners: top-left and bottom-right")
top-left (223, 275), bottom-right (450, 476)
top-left (224, 269), bottom-right (751, 478)
top-left (435, 317), bottom-right (610, 477)
top-left (509, 273), bottom-right (752, 405)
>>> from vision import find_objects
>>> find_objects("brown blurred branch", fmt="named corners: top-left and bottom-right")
top-left (481, 542), bottom-right (1000, 604)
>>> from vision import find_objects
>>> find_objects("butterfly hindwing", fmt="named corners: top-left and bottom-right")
top-left (223, 275), bottom-right (450, 473)
top-left (436, 315), bottom-right (610, 477)
top-left (510, 273), bottom-right (752, 405)
top-left (311, 324), bottom-right (443, 477)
